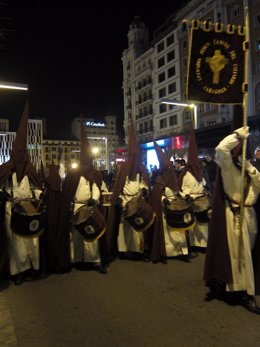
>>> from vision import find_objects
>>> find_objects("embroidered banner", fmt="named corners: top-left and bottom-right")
top-left (187, 21), bottom-right (246, 104)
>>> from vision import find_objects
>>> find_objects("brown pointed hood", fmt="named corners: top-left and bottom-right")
top-left (0, 100), bottom-right (41, 188)
top-left (187, 129), bottom-right (203, 182)
top-left (154, 141), bottom-right (179, 193)
top-left (45, 163), bottom-right (62, 192)
top-left (11, 100), bottom-right (30, 182)
top-left (38, 158), bottom-right (46, 187)
top-left (126, 119), bottom-right (141, 180)
top-left (79, 117), bottom-right (95, 180)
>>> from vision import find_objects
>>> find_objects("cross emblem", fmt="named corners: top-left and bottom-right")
top-left (205, 50), bottom-right (229, 84)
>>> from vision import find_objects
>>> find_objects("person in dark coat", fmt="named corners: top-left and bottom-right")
top-left (203, 154), bottom-right (218, 195)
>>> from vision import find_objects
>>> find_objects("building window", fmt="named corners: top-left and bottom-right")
top-left (168, 66), bottom-right (176, 78)
top-left (159, 87), bottom-right (166, 98)
top-left (157, 56), bottom-right (165, 68)
top-left (182, 40), bottom-right (187, 49)
top-left (167, 50), bottom-right (175, 62)
top-left (169, 114), bottom-right (177, 126)
top-left (231, 5), bottom-right (240, 18)
top-left (160, 118), bottom-right (167, 128)
top-left (158, 72), bottom-right (165, 83)
top-left (166, 34), bottom-right (174, 46)
top-left (168, 82), bottom-right (176, 94)
top-left (255, 15), bottom-right (260, 26)
top-left (157, 41), bottom-right (164, 53)
top-left (159, 104), bottom-right (167, 114)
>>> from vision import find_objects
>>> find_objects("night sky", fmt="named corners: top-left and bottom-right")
top-left (0, 0), bottom-right (186, 138)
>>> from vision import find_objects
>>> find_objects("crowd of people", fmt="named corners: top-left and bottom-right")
top-left (1, 103), bottom-right (260, 315)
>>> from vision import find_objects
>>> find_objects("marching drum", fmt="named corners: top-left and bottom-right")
top-left (164, 197), bottom-right (195, 230)
top-left (101, 192), bottom-right (113, 206)
top-left (11, 199), bottom-right (46, 238)
top-left (193, 195), bottom-right (212, 223)
top-left (72, 204), bottom-right (106, 241)
top-left (124, 196), bottom-right (155, 232)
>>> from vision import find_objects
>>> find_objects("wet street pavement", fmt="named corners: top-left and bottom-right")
top-left (1, 253), bottom-right (260, 347)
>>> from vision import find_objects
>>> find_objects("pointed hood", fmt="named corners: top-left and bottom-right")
top-left (46, 163), bottom-right (62, 192)
top-left (154, 141), bottom-right (179, 192)
top-left (126, 119), bottom-right (141, 180)
top-left (0, 100), bottom-right (41, 188)
top-left (11, 100), bottom-right (30, 182)
top-left (79, 117), bottom-right (96, 181)
top-left (38, 158), bottom-right (46, 187)
top-left (187, 129), bottom-right (203, 182)
top-left (80, 118), bottom-right (93, 167)
top-left (154, 141), bottom-right (171, 171)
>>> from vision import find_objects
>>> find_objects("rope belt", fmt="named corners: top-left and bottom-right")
top-left (224, 194), bottom-right (253, 208)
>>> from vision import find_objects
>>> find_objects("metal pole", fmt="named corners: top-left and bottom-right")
top-left (240, 0), bottom-right (249, 234)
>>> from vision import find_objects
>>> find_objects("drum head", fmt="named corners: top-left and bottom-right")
top-left (74, 206), bottom-right (106, 241)
top-left (125, 197), bottom-right (155, 232)
top-left (11, 203), bottom-right (45, 238)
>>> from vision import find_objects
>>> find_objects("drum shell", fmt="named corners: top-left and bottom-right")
top-left (124, 197), bottom-right (155, 232)
top-left (11, 200), bottom-right (45, 238)
top-left (193, 195), bottom-right (212, 223)
top-left (73, 205), bottom-right (106, 241)
top-left (164, 199), bottom-right (195, 229)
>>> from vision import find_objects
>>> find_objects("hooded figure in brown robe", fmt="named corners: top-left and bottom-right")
top-left (204, 105), bottom-right (260, 315)
top-left (0, 100), bottom-right (43, 285)
top-left (106, 119), bottom-right (151, 260)
top-left (57, 118), bottom-right (107, 274)
top-left (150, 142), bottom-right (180, 263)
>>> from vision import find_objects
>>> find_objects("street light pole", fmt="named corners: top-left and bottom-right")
top-left (161, 98), bottom-right (198, 129)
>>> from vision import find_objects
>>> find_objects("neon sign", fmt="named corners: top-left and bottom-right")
top-left (85, 121), bottom-right (105, 127)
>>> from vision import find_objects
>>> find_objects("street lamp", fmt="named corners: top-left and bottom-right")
top-left (161, 98), bottom-right (198, 129)
top-left (92, 146), bottom-right (100, 168)
top-left (0, 81), bottom-right (28, 90)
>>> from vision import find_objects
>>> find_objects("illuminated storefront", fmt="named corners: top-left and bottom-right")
top-left (140, 134), bottom-right (189, 171)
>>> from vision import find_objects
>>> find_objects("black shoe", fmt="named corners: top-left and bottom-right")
top-left (24, 269), bottom-right (39, 281)
top-left (97, 266), bottom-right (108, 275)
top-left (240, 295), bottom-right (260, 315)
top-left (14, 274), bottom-right (24, 286)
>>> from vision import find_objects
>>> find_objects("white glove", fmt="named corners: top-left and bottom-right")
top-left (234, 126), bottom-right (250, 139)
top-left (245, 160), bottom-right (257, 174)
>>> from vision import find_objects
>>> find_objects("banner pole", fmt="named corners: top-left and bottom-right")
top-left (240, 0), bottom-right (249, 234)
